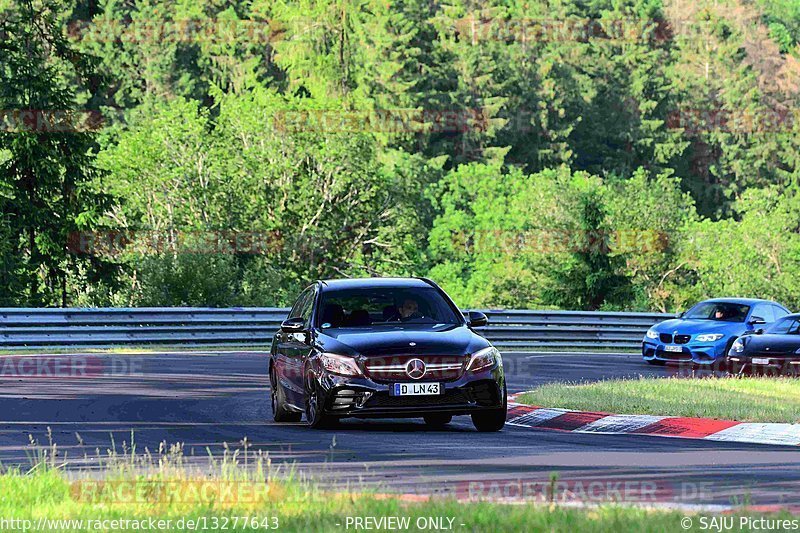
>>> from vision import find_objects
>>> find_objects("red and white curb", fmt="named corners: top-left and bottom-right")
top-left (506, 394), bottom-right (800, 447)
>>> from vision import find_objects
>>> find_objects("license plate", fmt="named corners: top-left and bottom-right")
top-left (664, 345), bottom-right (682, 353)
top-left (392, 382), bottom-right (443, 396)
top-left (752, 358), bottom-right (771, 365)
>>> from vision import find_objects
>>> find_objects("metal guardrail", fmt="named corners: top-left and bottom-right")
top-left (0, 308), bottom-right (672, 352)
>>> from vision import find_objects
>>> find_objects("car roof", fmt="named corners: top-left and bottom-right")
top-left (701, 298), bottom-right (781, 306)
top-left (318, 277), bottom-right (435, 290)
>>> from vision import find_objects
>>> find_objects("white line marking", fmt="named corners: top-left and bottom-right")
top-left (509, 408), bottom-right (572, 427)
top-left (704, 423), bottom-right (800, 446)
top-left (575, 414), bottom-right (667, 434)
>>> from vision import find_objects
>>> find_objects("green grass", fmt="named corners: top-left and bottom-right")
top-left (0, 468), bottom-right (785, 532)
top-left (0, 432), bottom-right (785, 531)
top-left (517, 377), bottom-right (800, 423)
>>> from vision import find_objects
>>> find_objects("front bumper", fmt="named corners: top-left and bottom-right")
top-left (642, 339), bottom-right (726, 365)
top-left (312, 365), bottom-right (505, 419)
top-left (726, 355), bottom-right (800, 374)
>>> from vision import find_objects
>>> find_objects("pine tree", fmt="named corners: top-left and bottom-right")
top-left (0, 0), bottom-right (116, 306)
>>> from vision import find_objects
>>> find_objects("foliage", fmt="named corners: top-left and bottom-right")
top-left (605, 169), bottom-right (698, 311)
top-left (0, 0), bottom-right (117, 306)
top-left (2, 0), bottom-right (800, 310)
top-left (428, 164), bottom-right (700, 311)
top-left (678, 186), bottom-right (800, 310)
top-left (96, 90), bottom-right (439, 304)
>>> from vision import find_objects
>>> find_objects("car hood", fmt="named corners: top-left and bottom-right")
top-left (653, 318), bottom-right (745, 335)
top-left (742, 334), bottom-right (800, 355)
top-left (315, 324), bottom-right (489, 358)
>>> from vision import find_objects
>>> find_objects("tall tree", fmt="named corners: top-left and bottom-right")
top-left (0, 0), bottom-right (116, 306)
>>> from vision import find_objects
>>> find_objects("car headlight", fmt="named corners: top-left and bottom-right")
top-left (696, 333), bottom-right (724, 342)
top-left (466, 347), bottom-right (501, 372)
top-left (645, 329), bottom-right (659, 339)
top-left (320, 353), bottom-right (363, 376)
top-left (731, 339), bottom-right (745, 353)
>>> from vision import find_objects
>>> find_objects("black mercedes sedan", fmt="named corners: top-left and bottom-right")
top-left (726, 313), bottom-right (800, 375)
top-left (268, 277), bottom-right (507, 431)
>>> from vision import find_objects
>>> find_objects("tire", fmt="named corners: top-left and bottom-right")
top-left (423, 414), bottom-right (452, 427)
top-left (471, 385), bottom-right (507, 432)
top-left (270, 367), bottom-right (301, 423)
top-left (305, 377), bottom-right (337, 429)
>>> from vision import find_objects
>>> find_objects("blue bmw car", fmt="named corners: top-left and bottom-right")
top-left (642, 298), bottom-right (790, 366)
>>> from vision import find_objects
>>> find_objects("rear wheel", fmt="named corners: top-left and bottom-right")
top-left (305, 377), bottom-right (337, 429)
top-left (423, 414), bottom-right (452, 427)
top-left (471, 385), bottom-right (507, 432)
top-left (270, 367), bottom-right (301, 423)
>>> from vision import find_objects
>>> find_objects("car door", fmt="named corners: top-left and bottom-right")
top-left (276, 288), bottom-right (315, 405)
top-left (286, 287), bottom-right (317, 404)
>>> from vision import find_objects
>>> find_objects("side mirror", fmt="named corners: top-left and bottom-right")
top-left (281, 317), bottom-right (305, 333)
top-left (467, 311), bottom-right (488, 328)
top-left (676, 311), bottom-right (684, 318)
top-left (749, 316), bottom-right (766, 326)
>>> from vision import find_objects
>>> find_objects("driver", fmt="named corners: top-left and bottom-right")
top-left (397, 298), bottom-right (423, 321)
top-left (714, 307), bottom-right (728, 320)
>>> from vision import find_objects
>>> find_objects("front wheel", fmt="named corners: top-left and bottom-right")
top-left (305, 377), bottom-right (337, 429)
top-left (472, 408), bottom-right (506, 432)
top-left (472, 385), bottom-right (507, 432)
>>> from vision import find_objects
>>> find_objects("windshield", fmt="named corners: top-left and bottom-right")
top-left (317, 287), bottom-right (462, 329)
top-left (766, 317), bottom-right (800, 335)
top-left (684, 302), bottom-right (750, 322)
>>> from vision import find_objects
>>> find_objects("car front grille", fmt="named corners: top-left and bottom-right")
top-left (674, 335), bottom-right (691, 344)
top-left (753, 350), bottom-right (794, 357)
top-left (658, 350), bottom-right (691, 361)
top-left (363, 381), bottom-right (500, 409)
top-left (659, 333), bottom-right (673, 343)
top-left (364, 355), bottom-right (466, 383)
top-left (366, 389), bottom-right (469, 408)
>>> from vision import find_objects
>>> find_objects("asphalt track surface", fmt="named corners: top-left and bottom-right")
top-left (0, 350), bottom-right (798, 508)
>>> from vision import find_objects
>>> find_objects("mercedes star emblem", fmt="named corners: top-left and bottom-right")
top-left (405, 358), bottom-right (426, 379)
